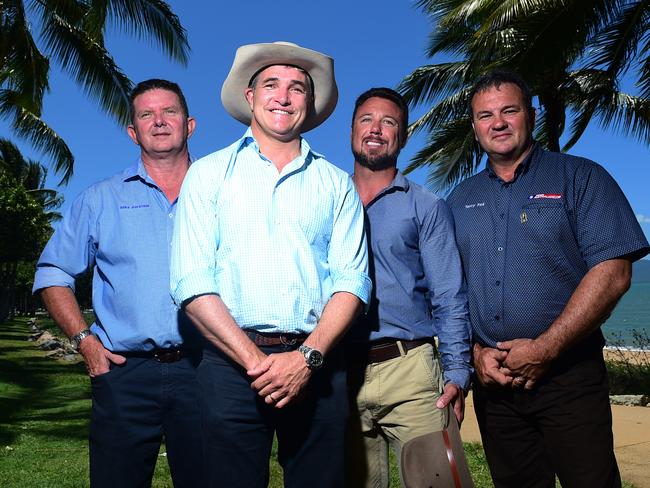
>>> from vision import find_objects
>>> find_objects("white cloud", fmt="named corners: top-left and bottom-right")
top-left (637, 214), bottom-right (650, 224)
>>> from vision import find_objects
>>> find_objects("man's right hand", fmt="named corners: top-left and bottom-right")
top-left (473, 343), bottom-right (513, 387)
top-left (78, 335), bottom-right (126, 377)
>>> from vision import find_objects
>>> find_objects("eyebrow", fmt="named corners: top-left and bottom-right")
top-left (260, 77), bottom-right (307, 89)
top-left (357, 112), bottom-right (399, 121)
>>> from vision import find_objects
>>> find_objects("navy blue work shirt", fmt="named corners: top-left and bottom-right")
top-left (350, 172), bottom-right (472, 389)
top-left (447, 144), bottom-right (649, 348)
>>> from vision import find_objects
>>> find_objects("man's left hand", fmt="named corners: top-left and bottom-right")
top-left (248, 351), bottom-right (312, 408)
top-left (436, 383), bottom-right (465, 424)
top-left (497, 338), bottom-right (552, 389)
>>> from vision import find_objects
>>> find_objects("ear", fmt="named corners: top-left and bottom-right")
top-left (471, 120), bottom-right (478, 142)
top-left (127, 125), bottom-right (139, 146)
top-left (245, 88), bottom-right (254, 111)
top-left (187, 117), bottom-right (196, 139)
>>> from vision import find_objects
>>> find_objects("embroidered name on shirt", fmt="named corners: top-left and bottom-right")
top-left (464, 202), bottom-right (486, 208)
top-left (119, 204), bottom-right (150, 209)
top-left (528, 194), bottom-right (562, 200)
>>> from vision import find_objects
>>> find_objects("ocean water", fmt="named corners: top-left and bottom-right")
top-left (602, 282), bottom-right (650, 347)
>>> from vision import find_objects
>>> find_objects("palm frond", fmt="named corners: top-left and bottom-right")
top-left (0, 89), bottom-right (74, 183)
top-left (40, 8), bottom-right (133, 125)
top-left (404, 116), bottom-right (484, 191)
top-left (103, 0), bottom-right (190, 64)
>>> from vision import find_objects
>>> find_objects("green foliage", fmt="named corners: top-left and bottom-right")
top-left (400, 0), bottom-right (650, 191)
top-left (606, 329), bottom-right (650, 395)
top-left (0, 139), bottom-right (62, 321)
top-left (0, 0), bottom-right (190, 183)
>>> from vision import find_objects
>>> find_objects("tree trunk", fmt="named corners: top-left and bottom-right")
top-left (0, 261), bottom-right (17, 323)
top-left (538, 89), bottom-right (564, 153)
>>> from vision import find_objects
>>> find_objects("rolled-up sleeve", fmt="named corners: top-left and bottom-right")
top-left (422, 199), bottom-right (472, 391)
top-left (327, 176), bottom-right (372, 305)
top-left (170, 157), bottom-right (221, 306)
top-left (33, 191), bottom-right (97, 293)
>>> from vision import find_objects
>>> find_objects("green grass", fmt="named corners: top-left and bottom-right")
top-left (0, 317), bottom-right (639, 487)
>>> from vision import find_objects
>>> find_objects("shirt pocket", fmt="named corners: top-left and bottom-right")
top-left (520, 201), bottom-right (574, 242)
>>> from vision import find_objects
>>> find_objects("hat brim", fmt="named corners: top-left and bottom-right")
top-left (221, 42), bottom-right (338, 133)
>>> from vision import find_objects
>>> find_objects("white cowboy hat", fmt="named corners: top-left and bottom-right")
top-left (221, 41), bottom-right (338, 132)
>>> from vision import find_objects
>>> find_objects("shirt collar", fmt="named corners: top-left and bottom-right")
top-left (486, 141), bottom-right (539, 182)
top-left (122, 157), bottom-right (193, 186)
top-left (362, 170), bottom-right (410, 208)
top-left (236, 127), bottom-right (324, 168)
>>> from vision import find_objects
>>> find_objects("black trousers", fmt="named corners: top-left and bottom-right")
top-left (473, 349), bottom-right (621, 488)
top-left (199, 343), bottom-right (348, 488)
top-left (89, 354), bottom-right (203, 488)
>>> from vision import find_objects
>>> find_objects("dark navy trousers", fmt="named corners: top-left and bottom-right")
top-left (89, 354), bottom-right (202, 487)
top-left (199, 343), bottom-right (348, 488)
top-left (473, 348), bottom-right (621, 488)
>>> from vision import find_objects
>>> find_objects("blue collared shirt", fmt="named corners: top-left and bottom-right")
top-left (170, 129), bottom-right (371, 333)
top-left (33, 162), bottom-right (199, 351)
top-left (447, 144), bottom-right (650, 347)
top-left (349, 172), bottom-right (471, 389)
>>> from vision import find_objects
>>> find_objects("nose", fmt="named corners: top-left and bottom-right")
top-left (369, 119), bottom-right (382, 135)
top-left (491, 114), bottom-right (507, 130)
top-left (275, 87), bottom-right (290, 106)
top-left (153, 111), bottom-right (166, 126)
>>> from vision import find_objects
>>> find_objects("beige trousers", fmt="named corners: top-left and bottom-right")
top-left (346, 342), bottom-right (446, 487)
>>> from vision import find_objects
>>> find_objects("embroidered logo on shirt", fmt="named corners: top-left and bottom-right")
top-left (520, 211), bottom-right (528, 224)
top-left (119, 204), bottom-right (150, 209)
top-left (464, 202), bottom-right (486, 209)
top-left (528, 194), bottom-right (562, 200)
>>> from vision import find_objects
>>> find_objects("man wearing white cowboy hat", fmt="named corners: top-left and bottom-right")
top-left (170, 41), bottom-right (371, 487)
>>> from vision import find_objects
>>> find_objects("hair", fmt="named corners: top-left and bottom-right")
top-left (351, 87), bottom-right (409, 145)
top-left (247, 64), bottom-right (314, 102)
top-left (129, 79), bottom-right (189, 123)
top-left (468, 70), bottom-right (533, 116)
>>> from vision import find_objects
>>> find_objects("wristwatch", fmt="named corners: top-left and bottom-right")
top-left (298, 345), bottom-right (324, 370)
top-left (70, 328), bottom-right (93, 349)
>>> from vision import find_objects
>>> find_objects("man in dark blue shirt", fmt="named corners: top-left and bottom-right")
top-left (447, 70), bottom-right (649, 488)
top-left (346, 88), bottom-right (473, 487)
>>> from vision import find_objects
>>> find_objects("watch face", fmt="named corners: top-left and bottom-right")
top-left (307, 350), bottom-right (324, 369)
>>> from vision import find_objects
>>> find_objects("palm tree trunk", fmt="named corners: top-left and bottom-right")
top-left (538, 90), bottom-right (563, 153)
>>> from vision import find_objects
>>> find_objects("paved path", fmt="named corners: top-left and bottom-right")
top-left (460, 393), bottom-right (650, 487)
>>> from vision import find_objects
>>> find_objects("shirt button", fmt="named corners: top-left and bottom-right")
top-left (495, 280), bottom-right (501, 286)
top-left (500, 213), bottom-right (505, 219)
top-left (494, 315), bottom-right (500, 321)
top-left (497, 246), bottom-right (504, 252)
top-left (168, 213), bottom-right (173, 218)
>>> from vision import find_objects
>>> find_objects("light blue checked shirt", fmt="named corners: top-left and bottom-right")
top-left (170, 129), bottom-right (371, 334)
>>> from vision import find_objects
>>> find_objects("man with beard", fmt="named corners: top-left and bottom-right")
top-left (345, 87), bottom-right (473, 487)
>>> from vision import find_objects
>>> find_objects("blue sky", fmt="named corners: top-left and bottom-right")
top-left (3, 1), bottom-right (649, 239)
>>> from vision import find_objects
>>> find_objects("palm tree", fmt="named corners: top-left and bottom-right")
top-left (0, 0), bottom-right (189, 184)
top-left (0, 138), bottom-right (63, 321)
top-left (398, 0), bottom-right (650, 191)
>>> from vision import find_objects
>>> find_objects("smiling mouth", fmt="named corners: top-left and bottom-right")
top-left (364, 138), bottom-right (385, 147)
top-left (270, 109), bottom-right (292, 115)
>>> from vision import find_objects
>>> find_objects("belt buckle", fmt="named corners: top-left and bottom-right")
top-left (280, 334), bottom-right (297, 346)
top-left (154, 348), bottom-right (181, 363)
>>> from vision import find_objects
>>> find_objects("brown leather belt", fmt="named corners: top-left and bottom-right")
top-left (246, 331), bottom-right (307, 346)
top-left (362, 339), bottom-right (431, 364)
